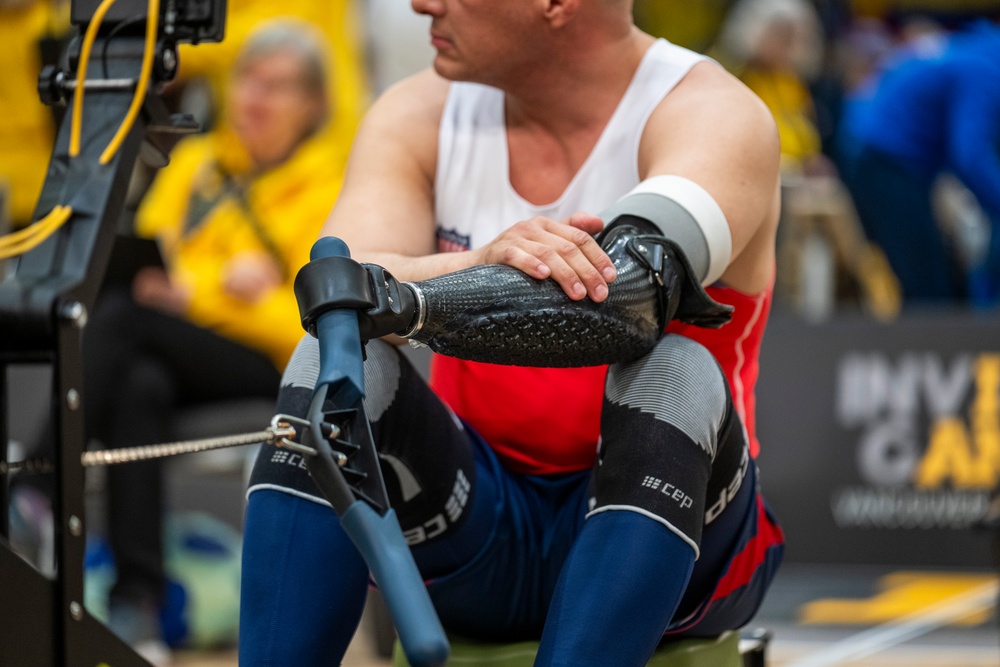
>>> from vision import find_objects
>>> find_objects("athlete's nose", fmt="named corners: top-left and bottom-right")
top-left (412, 0), bottom-right (445, 18)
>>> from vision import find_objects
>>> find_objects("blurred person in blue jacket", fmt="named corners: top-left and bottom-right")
top-left (840, 20), bottom-right (1000, 305)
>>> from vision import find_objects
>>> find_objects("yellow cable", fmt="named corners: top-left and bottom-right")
top-left (69, 0), bottom-right (119, 158)
top-left (99, 0), bottom-right (159, 165)
top-left (0, 216), bottom-right (61, 247)
top-left (0, 206), bottom-right (74, 260)
top-left (8, 0), bottom-right (155, 259)
top-left (0, 208), bottom-right (70, 249)
top-left (0, 206), bottom-right (73, 252)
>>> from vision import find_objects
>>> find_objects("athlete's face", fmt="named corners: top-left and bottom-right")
top-left (411, 0), bottom-right (546, 84)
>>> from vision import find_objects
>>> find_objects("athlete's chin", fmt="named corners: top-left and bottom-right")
top-left (431, 57), bottom-right (478, 84)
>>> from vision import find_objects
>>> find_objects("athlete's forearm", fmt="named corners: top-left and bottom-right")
top-left (339, 248), bottom-right (483, 284)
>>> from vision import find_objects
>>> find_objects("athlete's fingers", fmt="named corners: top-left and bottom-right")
top-left (565, 213), bottom-right (618, 283)
top-left (481, 217), bottom-right (611, 300)
top-left (485, 241), bottom-right (552, 280)
top-left (527, 240), bottom-right (592, 301)
top-left (516, 217), bottom-right (609, 301)
top-left (564, 212), bottom-right (605, 236)
top-left (486, 235), bottom-right (592, 300)
top-left (545, 217), bottom-right (617, 293)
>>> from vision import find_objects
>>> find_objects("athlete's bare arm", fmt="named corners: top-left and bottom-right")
top-left (320, 70), bottom-right (450, 279)
top-left (322, 69), bottom-right (615, 302)
top-left (639, 61), bottom-right (782, 295)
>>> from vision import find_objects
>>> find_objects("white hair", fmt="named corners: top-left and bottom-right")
top-left (235, 19), bottom-right (331, 103)
top-left (718, 0), bottom-right (824, 79)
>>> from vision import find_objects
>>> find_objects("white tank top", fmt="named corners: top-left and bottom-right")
top-left (434, 39), bottom-right (708, 251)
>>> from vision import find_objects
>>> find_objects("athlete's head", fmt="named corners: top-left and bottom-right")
top-left (410, 0), bottom-right (635, 87)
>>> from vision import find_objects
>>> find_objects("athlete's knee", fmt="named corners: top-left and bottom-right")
top-left (272, 335), bottom-right (320, 419)
top-left (604, 334), bottom-right (727, 452)
top-left (595, 335), bottom-right (732, 551)
top-left (277, 336), bottom-right (404, 419)
top-left (361, 339), bottom-right (403, 422)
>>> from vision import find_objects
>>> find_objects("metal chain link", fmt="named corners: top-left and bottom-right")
top-left (1, 424), bottom-right (297, 475)
top-left (0, 458), bottom-right (54, 476)
top-left (81, 426), bottom-right (294, 466)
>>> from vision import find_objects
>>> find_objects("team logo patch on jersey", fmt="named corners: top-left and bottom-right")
top-left (437, 227), bottom-right (471, 253)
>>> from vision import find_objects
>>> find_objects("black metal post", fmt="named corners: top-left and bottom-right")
top-left (0, 30), bottom-right (190, 667)
top-left (1, 363), bottom-right (9, 541)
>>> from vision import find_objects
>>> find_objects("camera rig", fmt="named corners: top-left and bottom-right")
top-left (0, 1), bottom-right (224, 664)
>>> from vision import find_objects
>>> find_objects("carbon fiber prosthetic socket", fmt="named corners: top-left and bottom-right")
top-left (404, 225), bottom-right (676, 367)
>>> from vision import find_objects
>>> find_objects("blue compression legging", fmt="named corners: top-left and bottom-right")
top-left (535, 511), bottom-right (696, 667)
top-left (241, 462), bottom-right (703, 667)
top-left (240, 491), bottom-right (369, 665)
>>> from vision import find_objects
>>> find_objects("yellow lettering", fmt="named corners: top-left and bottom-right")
top-left (915, 418), bottom-right (978, 488)
top-left (971, 354), bottom-right (1000, 488)
top-left (917, 355), bottom-right (1000, 489)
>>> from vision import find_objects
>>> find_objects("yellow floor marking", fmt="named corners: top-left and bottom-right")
top-left (799, 571), bottom-right (997, 626)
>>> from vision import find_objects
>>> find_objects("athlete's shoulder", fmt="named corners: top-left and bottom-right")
top-left (366, 68), bottom-right (452, 133)
top-left (639, 60), bottom-right (779, 178)
top-left (651, 61), bottom-right (777, 150)
top-left (349, 69), bottom-right (451, 180)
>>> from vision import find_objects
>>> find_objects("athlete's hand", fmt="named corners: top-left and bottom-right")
top-left (476, 213), bottom-right (617, 302)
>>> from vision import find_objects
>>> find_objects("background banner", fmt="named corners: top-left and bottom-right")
top-left (756, 314), bottom-right (1000, 568)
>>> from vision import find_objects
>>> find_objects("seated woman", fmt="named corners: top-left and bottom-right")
top-left (714, 0), bottom-right (826, 173)
top-left (82, 19), bottom-right (345, 663)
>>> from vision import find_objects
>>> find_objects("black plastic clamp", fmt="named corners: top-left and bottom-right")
top-left (293, 256), bottom-right (418, 342)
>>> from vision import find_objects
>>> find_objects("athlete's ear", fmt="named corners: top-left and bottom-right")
top-left (542, 0), bottom-right (580, 29)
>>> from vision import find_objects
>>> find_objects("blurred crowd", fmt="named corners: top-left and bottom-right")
top-left (2, 0), bottom-right (1000, 662)
top-left (637, 0), bottom-right (1000, 318)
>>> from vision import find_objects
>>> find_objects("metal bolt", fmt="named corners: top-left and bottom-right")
top-left (62, 302), bottom-right (88, 329)
top-left (162, 48), bottom-right (177, 73)
top-left (69, 602), bottom-right (83, 620)
top-left (68, 516), bottom-right (82, 537)
top-left (636, 244), bottom-right (647, 254)
top-left (66, 389), bottom-right (80, 411)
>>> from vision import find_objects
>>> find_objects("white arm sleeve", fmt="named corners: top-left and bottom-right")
top-left (599, 175), bottom-right (732, 285)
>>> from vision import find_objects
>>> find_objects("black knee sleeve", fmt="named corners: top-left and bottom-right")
top-left (361, 342), bottom-right (477, 543)
top-left (591, 335), bottom-right (748, 555)
top-left (248, 338), bottom-right (477, 542)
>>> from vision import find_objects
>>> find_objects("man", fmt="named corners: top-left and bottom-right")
top-left (240, 1), bottom-right (784, 665)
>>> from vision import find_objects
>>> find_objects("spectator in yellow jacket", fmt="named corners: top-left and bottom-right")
top-left (82, 21), bottom-right (341, 663)
top-left (715, 0), bottom-right (825, 172)
top-left (175, 0), bottom-right (367, 155)
top-left (134, 112), bottom-right (343, 368)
